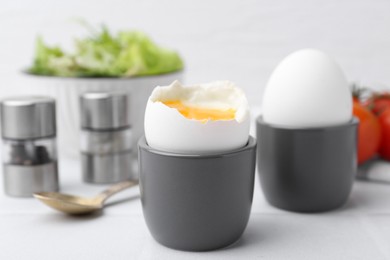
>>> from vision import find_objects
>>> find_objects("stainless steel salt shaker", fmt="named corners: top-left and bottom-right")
top-left (80, 92), bottom-right (133, 183)
top-left (0, 96), bottom-right (59, 197)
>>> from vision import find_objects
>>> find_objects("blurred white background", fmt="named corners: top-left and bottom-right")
top-left (0, 0), bottom-right (389, 106)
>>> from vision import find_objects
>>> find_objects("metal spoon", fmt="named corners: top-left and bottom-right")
top-left (33, 180), bottom-right (138, 215)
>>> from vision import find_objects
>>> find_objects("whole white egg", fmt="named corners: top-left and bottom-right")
top-left (144, 80), bottom-right (250, 154)
top-left (262, 49), bottom-right (352, 128)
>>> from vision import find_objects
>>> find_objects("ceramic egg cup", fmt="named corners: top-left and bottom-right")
top-left (256, 116), bottom-right (358, 212)
top-left (138, 136), bottom-right (257, 251)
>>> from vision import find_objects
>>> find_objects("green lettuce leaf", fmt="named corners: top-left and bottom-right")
top-left (28, 26), bottom-right (183, 77)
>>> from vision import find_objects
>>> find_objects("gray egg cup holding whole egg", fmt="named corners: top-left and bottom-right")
top-left (138, 135), bottom-right (257, 251)
top-left (256, 116), bottom-right (358, 212)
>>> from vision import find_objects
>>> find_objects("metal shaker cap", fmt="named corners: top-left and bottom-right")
top-left (80, 92), bottom-right (129, 130)
top-left (0, 96), bottom-right (56, 140)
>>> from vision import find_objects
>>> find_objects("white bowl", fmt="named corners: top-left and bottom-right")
top-left (19, 71), bottom-right (183, 160)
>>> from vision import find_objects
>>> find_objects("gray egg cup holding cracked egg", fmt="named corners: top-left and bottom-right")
top-left (138, 136), bottom-right (256, 251)
top-left (138, 81), bottom-right (257, 251)
top-left (257, 49), bottom-right (358, 213)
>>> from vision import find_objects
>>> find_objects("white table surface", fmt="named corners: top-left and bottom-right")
top-left (1, 156), bottom-right (390, 260)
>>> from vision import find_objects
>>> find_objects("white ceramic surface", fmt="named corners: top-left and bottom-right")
top-left (18, 71), bottom-right (183, 159)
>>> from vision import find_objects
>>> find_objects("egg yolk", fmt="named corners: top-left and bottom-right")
top-left (162, 100), bottom-right (236, 121)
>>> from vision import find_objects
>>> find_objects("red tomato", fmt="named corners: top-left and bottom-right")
top-left (378, 108), bottom-right (390, 160)
top-left (353, 101), bottom-right (382, 164)
top-left (365, 93), bottom-right (390, 115)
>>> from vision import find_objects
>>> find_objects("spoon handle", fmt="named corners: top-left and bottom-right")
top-left (97, 180), bottom-right (139, 203)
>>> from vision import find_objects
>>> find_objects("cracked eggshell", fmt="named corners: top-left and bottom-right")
top-left (144, 81), bottom-right (250, 154)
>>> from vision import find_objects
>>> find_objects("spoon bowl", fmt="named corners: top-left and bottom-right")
top-left (34, 192), bottom-right (102, 214)
top-left (34, 180), bottom-right (138, 215)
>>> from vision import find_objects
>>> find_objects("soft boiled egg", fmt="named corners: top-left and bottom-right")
top-left (144, 80), bottom-right (250, 154)
top-left (262, 49), bottom-right (352, 128)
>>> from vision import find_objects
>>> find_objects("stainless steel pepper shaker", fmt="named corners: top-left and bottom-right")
top-left (80, 92), bottom-right (133, 183)
top-left (0, 96), bottom-right (59, 197)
